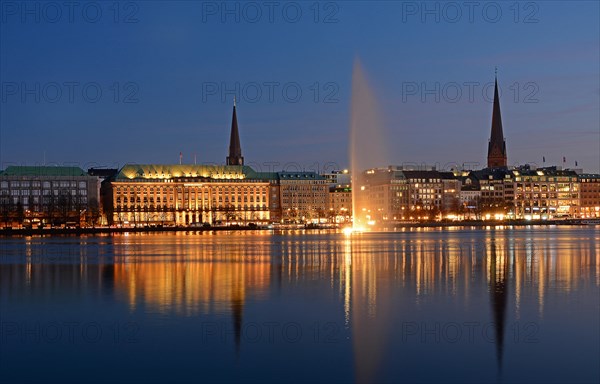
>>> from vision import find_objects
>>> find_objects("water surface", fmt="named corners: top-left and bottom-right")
top-left (1, 227), bottom-right (598, 383)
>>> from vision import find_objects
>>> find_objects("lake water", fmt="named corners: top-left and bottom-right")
top-left (1, 227), bottom-right (598, 383)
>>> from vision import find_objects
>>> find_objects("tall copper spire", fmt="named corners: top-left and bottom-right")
top-left (226, 98), bottom-right (244, 166)
top-left (487, 74), bottom-right (507, 168)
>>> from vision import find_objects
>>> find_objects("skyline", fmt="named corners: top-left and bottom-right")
top-left (1, 1), bottom-right (599, 172)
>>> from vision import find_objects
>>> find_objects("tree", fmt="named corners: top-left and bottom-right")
top-left (0, 197), bottom-right (12, 228)
top-left (87, 198), bottom-right (100, 227)
top-left (57, 193), bottom-right (72, 226)
top-left (15, 201), bottom-right (25, 227)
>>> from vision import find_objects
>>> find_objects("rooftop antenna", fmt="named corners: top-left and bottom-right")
top-left (233, 95), bottom-right (236, 107)
top-left (179, 152), bottom-right (182, 165)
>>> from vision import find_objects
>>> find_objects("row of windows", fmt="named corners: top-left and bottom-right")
top-left (115, 185), bottom-right (268, 193)
top-left (3, 189), bottom-right (87, 197)
top-left (1, 181), bottom-right (87, 188)
top-left (4, 196), bottom-right (88, 205)
top-left (116, 204), bottom-right (268, 210)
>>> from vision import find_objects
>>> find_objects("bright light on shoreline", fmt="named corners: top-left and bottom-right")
top-left (343, 226), bottom-right (366, 235)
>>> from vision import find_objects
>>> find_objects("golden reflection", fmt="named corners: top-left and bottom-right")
top-left (111, 236), bottom-right (271, 317)
top-left (0, 230), bottom-right (597, 380)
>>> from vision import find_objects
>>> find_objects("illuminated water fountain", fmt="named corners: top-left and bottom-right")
top-left (349, 58), bottom-right (390, 232)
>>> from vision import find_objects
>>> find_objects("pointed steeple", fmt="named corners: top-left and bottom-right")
top-left (226, 98), bottom-right (244, 166)
top-left (487, 72), bottom-right (508, 168)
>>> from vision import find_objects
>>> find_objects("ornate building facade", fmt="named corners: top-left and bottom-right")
top-left (107, 103), bottom-right (326, 226)
top-left (110, 164), bottom-right (272, 225)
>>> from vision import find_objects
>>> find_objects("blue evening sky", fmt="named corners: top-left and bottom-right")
top-left (1, 1), bottom-right (598, 173)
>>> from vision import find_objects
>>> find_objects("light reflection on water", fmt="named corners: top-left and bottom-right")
top-left (1, 227), bottom-right (598, 383)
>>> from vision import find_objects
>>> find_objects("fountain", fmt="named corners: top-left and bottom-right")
top-left (349, 58), bottom-right (390, 231)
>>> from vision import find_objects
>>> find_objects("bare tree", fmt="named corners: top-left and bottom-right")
top-left (15, 201), bottom-right (25, 228)
top-left (0, 197), bottom-right (12, 228)
top-left (88, 197), bottom-right (100, 227)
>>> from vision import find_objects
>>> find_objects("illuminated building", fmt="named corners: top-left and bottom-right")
top-left (0, 166), bottom-right (100, 227)
top-left (354, 167), bottom-right (464, 223)
top-left (512, 166), bottom-right (579, 219)
top-left (275, 172), bottom-right (329, 223)
top-left (469, 168), bottom-right (514, 215)
top-left (328, 184), bottom-right (352, 222)
top-left (576, 173), bottom-right (600, 218)
top-left (355, 166), bottom-right (409, 223)
top-left (107, 102), bottom-right (326, 226)
top-left (403, 170), bottom-right (444, 214)
top-left (110, 164), bottom-right (272, 225)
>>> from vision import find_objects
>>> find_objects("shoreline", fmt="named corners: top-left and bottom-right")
top-left (0, 219), bottom-right (595, 237)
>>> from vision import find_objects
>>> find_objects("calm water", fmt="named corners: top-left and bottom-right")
top-left (1, 227), bottom-right (598, 383)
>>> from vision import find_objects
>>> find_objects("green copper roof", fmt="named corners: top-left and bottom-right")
top-left (114, 164), bottom-right (276, 182)
top-left (0, 166), bottom-right (87, 177)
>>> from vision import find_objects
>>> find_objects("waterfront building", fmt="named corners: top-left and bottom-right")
top-left (328, 184), bottom-right (352, 223)
top-left (577, 173), bottom-right (600, 218)
top-left (440, 171), bottom-right (462, 214)
top-left (88, 168), bottom-right (119, 225)
top-left (403, 170), bottom-right (444, 216)
top-left (275, 171), bottom-right (329, 223)
top-left (469, 168), bottom-right (514, 217)
top-left (109, 164), bottom-right (272, 226)
top-left (0, 166), bottom-right (100, 227)
top-left (107, 103), bottom-right (325, 226)
top-left (354, 166), bottom-right (409, 223)
top-left (354, 167), bottom-right (465, 223)
top-left (511, 166), bottom-right (580, 219)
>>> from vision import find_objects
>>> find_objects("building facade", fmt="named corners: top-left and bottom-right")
top-left (110, 164), bottom-right (271, 226)
top-left (511, 166), bottom-right (579, 219)
top-left (0, 166), bottom-right (100, 227)
top-left (275, 172), bottom-right (329, 223)
top-left (328, 184), bottom-right (352, 223)
top-left (577, 174), bottom-right (600, 218)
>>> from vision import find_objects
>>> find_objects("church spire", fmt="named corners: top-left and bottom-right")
top-left (226, 98), bottom-right (244, 166)
top-left (487, 72), bottom-right (507, 168)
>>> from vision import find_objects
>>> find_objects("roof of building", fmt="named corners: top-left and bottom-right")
top-left (87, 168), bottom-right (119, 178)
top-left (512, 166), bottom-right (579, 177)
top-left (577, 173), bottom-right (600, 180)
top-left (329, 185), bottom-right (352, 192)
top-left (402, 170), bottom-right (442, 180)
top-left (278, 171), bottom-right (326, 180)
top-left (0, 166), bottom-right (88, 177)
top-left (470, 167), bottom-right (512, 181)
top-left (112, 164), bottom-right (326, 183)
top-left (487, 76), bottom-right (507, 167)
top-left (226, 103), bottom-right (244, 166)
top-left (438, 171), bottom-right (458, 180)
top-left (114, 164), bottom-right (275, 181)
